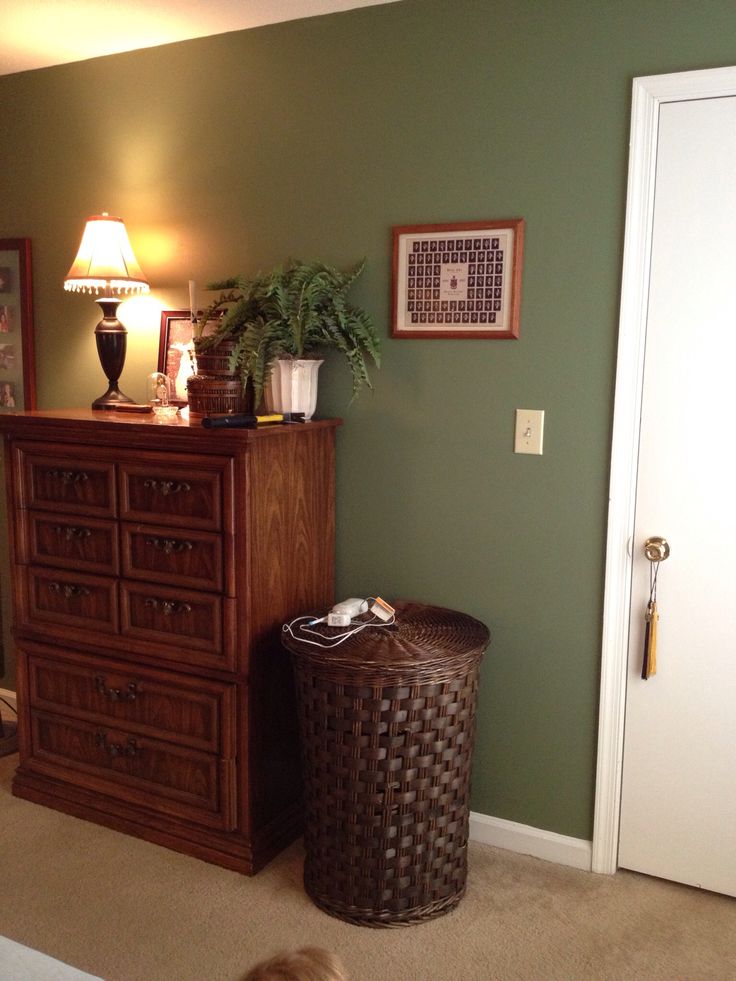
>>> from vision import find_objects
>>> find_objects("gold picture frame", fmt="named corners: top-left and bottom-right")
top-left (392, 219), bottom-right (524, 339)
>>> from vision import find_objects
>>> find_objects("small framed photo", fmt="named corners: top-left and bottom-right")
top-left (0, 239), bottom-right (35, 409)
top-left (0, 344), bottom-right (16, 370)
top-left (0, 380), bottom-right (16, 408)
top-left (392, 219), bottom-right (525, 339)
top-left (0, 305), bottom-right (13, 332)
top-left (158, 310), bottom-right (196, 405)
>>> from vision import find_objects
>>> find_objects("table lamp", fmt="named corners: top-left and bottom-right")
top-left (64, 213), bottom-right (149, 409)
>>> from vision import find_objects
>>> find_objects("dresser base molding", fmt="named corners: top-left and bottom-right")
top-left (12, 766), bottom-right (303, 875)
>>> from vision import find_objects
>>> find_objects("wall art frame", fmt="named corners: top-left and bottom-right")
top-left (0, 238), bottom-right (36, 410)
top-left (391, 219), bottom-right (525, 339)
top-left (158, 309), bottom-right (196, 406)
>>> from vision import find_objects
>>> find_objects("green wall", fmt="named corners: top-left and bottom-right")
top-left (2, 0), bottom-right (735, 839)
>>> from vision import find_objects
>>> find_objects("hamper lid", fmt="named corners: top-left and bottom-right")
top-left (282, 599), bottom-right (490, 669)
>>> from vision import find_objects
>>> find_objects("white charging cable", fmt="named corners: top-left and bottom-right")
top-left (283, 597), bottom-right (396, 649)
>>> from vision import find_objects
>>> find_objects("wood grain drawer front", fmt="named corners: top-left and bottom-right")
top-left (19, 449), bottom-right (115, 517)
top-left (27, 653), bottom-right (234, 754)
top-left (24, 567), bottom-right (118, 634)
top-left (120, 582), bottom-right (232, 668)
top-left (121, 523), bottom-right (223, 592)
top-left (27, 512), bottom-right (118, 576)
top-left (119, 463), bottom-right (225, 531)
top-left (30, 712), bottom-right (236, 831)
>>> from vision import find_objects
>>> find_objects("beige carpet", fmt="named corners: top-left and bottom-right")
top-left (0, 754), bottom-right (734, 981)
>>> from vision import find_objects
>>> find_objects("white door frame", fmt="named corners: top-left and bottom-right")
top-left (592, 64), bottom-right (736, 874)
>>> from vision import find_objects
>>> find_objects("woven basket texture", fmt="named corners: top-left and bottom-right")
top-left (193, 339), bottom-right (238, 378)
top-left (283, 601), bottom-right (490, 927)
top-left (186, 375), bottom-right (247, 417)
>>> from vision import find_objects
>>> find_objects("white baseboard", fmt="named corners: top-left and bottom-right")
top-left (470, 811), bottom-right (593, 871)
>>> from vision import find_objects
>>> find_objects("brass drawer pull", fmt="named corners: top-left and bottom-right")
top-left (49, 581), bottom-right (90, 599)
top-left (95, 731), bottom-right (139, 758)
top-left (145, 598), bottom-right (192, 616)
top-left (95, 675), bottom-right (140, 702)
top-left (46, 468), bottom-right (89, 485)
top-left (55, 525), bottom-right (93, 542)
top-left (142, 478), bottom-right (192, 496)
top-left (145, 536), bottom-right (194, 555)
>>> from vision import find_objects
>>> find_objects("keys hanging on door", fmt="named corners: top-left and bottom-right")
top-left (642, 537), bottom-right (670, 679)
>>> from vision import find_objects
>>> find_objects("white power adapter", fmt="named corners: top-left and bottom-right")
top-left (331, 598), bottom-right (369, 617)
top-left (327, 598), bottom-right (369, 627)
top-left (284, 594), bottom-right (395, 649)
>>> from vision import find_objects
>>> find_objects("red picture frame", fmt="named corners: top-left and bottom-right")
top-left (0, 238), bottom-right (36, 409)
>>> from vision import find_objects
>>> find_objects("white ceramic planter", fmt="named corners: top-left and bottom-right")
top-left (264, 358), bottom-right (323, 420)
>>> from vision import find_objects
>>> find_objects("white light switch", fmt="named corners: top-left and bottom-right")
top-left (515, 409), bottom-right (544, 455)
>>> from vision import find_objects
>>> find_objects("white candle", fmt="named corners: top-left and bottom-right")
top-left (188, 280), bottom-right (196, 323)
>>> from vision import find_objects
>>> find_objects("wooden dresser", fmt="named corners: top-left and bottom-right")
top-left (0, 409), bottom-right (340, 874)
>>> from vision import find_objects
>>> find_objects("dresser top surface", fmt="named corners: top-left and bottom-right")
top-left (0, 409), bottom-right (342, 451)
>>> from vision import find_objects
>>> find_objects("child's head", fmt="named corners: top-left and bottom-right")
top-left (242, 947), bottom-right (347, 981)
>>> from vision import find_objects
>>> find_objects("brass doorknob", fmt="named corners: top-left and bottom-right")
top-left (644, 536), bottom-right (670, 562)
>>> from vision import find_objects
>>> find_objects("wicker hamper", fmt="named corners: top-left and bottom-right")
top-left (282, 600), bottom-right (490, 927)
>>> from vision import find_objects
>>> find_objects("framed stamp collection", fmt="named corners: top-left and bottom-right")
top-left (392, 219), bottom-right (524, 339)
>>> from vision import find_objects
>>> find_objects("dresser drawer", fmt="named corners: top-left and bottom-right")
top-left (25, 511), bottom-right (118, 576)
top-left (121, 522), bottom-right (223, 592)
top-left (22, 566), bottom-right (118, 635)
top-left (17, 446), bottom-right (115, 517)
top-left (119, 461), bottom-right (226, 531)
top-left (29, 711), bottom-right (236, 831)
top-left (120, 582), bottom-right (234, 670)
top-left (26, 650), bottom-right (235, 754)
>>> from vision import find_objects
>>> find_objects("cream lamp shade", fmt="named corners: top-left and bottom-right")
top-left (64, 213), bottom-right (149, 295)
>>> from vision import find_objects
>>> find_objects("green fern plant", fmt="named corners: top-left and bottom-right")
top-left (195, 259), bottom-right (380, 405)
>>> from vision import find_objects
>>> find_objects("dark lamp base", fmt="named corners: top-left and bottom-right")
top-left (92, 387), bottom-right (136, 410)
top-left (93, 296), bottom-right (134, 410)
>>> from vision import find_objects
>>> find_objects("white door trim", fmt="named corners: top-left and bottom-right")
top-left (592, 64), bottom-right (736, 874)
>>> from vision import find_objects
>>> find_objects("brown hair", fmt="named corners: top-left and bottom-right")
top-left (242, 947), bottom-right (347, 981)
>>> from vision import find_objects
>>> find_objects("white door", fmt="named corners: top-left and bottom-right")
top-left (617, 94), bottom-right (736, 896)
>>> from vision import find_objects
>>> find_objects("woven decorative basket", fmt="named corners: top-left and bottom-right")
top-left (282, 600), bottom-right (490, 927)
top-left (192, 339), bottom-right (239, 377)
top-left (186, 375), bottom-right (248, 418)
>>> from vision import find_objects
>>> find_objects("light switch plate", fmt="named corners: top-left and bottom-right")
top-left (515, 409), bottom-right (544, 455)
